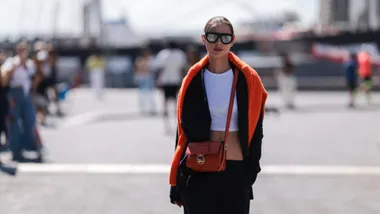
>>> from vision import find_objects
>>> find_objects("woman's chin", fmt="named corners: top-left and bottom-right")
top-left (208, 50), bottom-right (228, 58)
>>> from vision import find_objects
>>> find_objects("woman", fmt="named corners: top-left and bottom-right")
top-left (169, 16), bottom-right (267, 214)
top-left (86, 51), bottom-right (106, 100)
top-left (0, 41), bottom-right (42, 162)
top-left (32, 42), bottom-right (50, 125)
top-left (277, 53), bottom-right (296, 109)
top-left (46, 45), bottom-right (64, 116)
top-left (134, 47), bottom-right (156, 115)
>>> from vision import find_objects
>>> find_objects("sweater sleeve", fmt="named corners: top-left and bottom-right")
top-left (169, 127), bottom-right (181, 204)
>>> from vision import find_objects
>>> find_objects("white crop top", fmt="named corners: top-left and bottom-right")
top-left (204, 68), bottom-right (239, 131)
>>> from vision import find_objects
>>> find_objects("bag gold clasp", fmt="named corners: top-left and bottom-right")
top-left (196, 154), bottom-right (205, 165)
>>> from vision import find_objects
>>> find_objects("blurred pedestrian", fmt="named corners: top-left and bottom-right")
top-left (277, 53), bottom-right (296, 109)
top-left (32, 41), bottom-right (50, 125)
top-left (0, 49), bottom-right (8, 153)
top-left (344, 53), bottom-right (359, 107)
top-left (134, 46), bottom-right (156, 115)
top-left (357, 50), bottom-right (373, 104)
top-left (45, 43), bottom-right (63, 116)
top-left (154, 41), bottom-right (187, 133)
top-left (185, 45), bottom-right (201, 73)
top-left (0, 41), bottom-right (42, 162)
top-left (86, 50), bottom-right (106, 100)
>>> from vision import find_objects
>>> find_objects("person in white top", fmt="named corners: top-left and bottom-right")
top-left (0, 41), bottom-right (42, 162)
top-left (154, 41), bottom-right (187, 133)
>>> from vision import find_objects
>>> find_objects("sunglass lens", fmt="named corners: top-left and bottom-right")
top-left (221, 35), bottom-right (232, 44)
top-left (206, 33), bottom-right (218, 43)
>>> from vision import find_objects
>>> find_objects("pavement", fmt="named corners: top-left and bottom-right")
top-left (1, 88), bottom-right (380, 214)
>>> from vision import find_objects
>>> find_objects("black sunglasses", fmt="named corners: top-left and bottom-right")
top-left (205, 32), bottom-right (234, 44)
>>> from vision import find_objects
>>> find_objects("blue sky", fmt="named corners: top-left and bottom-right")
top-left (102, 0), bottom-right (319, 34)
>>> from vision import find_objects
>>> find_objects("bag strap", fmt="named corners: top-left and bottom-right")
top-left (223, 68), bottom-right (239, 145)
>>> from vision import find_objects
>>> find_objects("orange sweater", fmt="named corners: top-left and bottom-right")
top-left (169, 52), bottom-right (267, 186)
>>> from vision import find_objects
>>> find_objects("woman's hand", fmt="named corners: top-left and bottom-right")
top-left (174, 201), bottom-right (183, 207)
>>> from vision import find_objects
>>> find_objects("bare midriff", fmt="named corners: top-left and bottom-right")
top-left (209, 130), bottom-right (243, 160)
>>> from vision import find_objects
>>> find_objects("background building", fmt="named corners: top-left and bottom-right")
top-left (319, 0), bottom-right (380, 33)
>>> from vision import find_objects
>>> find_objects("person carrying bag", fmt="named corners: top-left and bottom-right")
top-left (168, 16), bottom-right (267, 214)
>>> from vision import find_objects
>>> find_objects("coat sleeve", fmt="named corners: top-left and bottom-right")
top-left (247, 107), bottom-right (264, 186)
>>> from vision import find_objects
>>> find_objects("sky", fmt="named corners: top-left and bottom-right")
top-left (0, 0), bottom-right (319, 39)
top-left (101, 0), bottom-right (319, 35)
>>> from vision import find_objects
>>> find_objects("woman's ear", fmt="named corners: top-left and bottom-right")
top-left (231, 35), bottom-right (236, 47)
top-left (201, 35), bottom-right (206, 46)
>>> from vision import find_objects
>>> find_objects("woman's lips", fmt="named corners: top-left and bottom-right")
top-left (213, 48), bottom-right (223, 52)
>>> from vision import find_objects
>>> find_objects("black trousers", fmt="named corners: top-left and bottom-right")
top-left (161, 84), bottom-right (180, 101)
top-left (179, 160), bottom-right (251, 214)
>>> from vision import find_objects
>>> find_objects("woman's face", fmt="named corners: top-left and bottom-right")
top-left (202, 23), bottom-right (235, 58)
top-left (18, 48), bottom-right (29, 62)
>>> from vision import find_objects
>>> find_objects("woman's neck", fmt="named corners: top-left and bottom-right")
top-left (207, 54), bottom-right (230, 74)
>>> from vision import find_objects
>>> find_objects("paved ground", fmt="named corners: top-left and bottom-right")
top-left (1, 88), bottom-right (380, 214)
